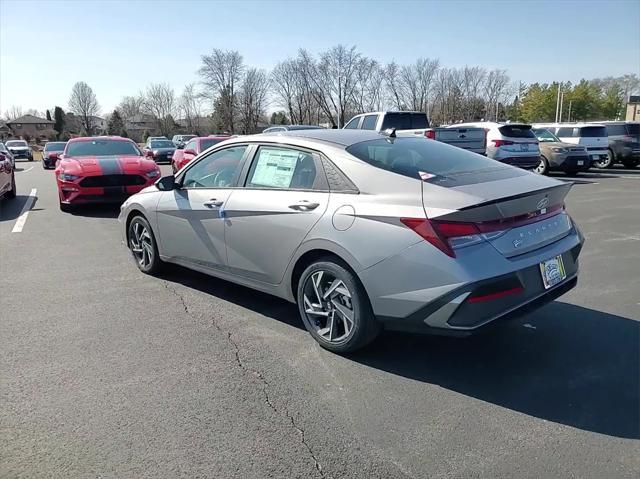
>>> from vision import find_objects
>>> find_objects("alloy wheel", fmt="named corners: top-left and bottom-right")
top-left (130, 221), bottom-right (154, 269)
top-left (302, 270), bottom-right (355, 343)
top-left (534, 157), bottom-right (547, 175)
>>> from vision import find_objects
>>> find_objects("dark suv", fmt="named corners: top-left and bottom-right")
top-left (599, 121), bottom-right (640, 168)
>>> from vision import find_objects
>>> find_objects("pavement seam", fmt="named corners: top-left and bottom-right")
top-left (162, 281), bottom-right (327, 479)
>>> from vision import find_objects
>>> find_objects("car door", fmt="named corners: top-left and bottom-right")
top-left (0, 154), bottom-right (10, 195)
top-left (224, 144), bottom-right (330, 284)
top-left (155, 144), bottom-right (249, 271)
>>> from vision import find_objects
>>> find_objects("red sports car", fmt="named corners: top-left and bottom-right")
top-left (171, 135), bottom-right (232, 173)
top-left (55, 136), bottom-right (161, 212)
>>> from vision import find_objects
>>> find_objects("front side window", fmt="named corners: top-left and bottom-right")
top-left (246, 146), bottom-right (317, 190)
top-left (556, 127), bottom-right (575, 138)
top-left (533, 129), bottom-right (559, 142)
top-left (361, 115), bottom-right (378, 130)
top-left (182, 145), bottom-right (247, 188)
top-left (184, 140), bottom-right (197, 152)
top-left (606, 124), bottom-right (627, 136)
top-left (343, 117), bottom-right (360, 129)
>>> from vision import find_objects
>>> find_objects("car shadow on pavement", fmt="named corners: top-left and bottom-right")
top-left (159, 265), bottom-right (304, 331)
top-left (0, 195), bottom-right (37, 222)
top-left (68, 205), bottom-right (121, 219)
top-left (352, 301), bottom-right (639, 440)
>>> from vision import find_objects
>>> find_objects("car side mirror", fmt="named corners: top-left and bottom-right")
top-left (184, 149), bottom-right (196, 156)
top-left (144, 150), bottom-right (154, 158)
top-left (156, 175), bottom-right (176, 191)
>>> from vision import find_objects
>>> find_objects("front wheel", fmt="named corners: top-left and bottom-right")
top-left (297, 259), bottom-right (381, 353)
top-left (594, 150), bottom-right (614, 169)
top-left (534, 156), bottom-right (549, 175)
top-left (128, 215), bottom-right (163, 274)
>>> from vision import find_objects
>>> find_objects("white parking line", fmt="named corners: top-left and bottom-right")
top-left (11, 188), bottom-right (37, 233)
top-left (21, 166), bottom-right (34, 173)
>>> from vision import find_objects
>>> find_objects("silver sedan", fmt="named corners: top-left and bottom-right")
top-left (119, 130), bottom-right (584, 353)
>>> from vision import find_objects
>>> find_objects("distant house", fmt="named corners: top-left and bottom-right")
top-left (6, 114), bottom-right (56, 139)
top-left (125, 114), bottom-right (158, 142)
top-left (64, 113), bottom-right (107, 136)
top-left (176, 116), bottom-right (213, 135)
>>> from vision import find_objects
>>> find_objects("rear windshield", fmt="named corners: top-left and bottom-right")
top-left (200, 138), bottom-right (225, 150)
top-left (346, 137), bottom-right (501, 180)
top-left (66, 140), bottom-right (140, 157)
top-left (6, 140), bottom-right (28, 147)
top-left (380, 113), bottom-right (429, 130)
top-left (498, 125), bottom-right (535, 138)
top-left (626, 123), bottom-right (639, 135)
top-left (44, 142), bottom-right (66, 151)
top-left (579, 126), bottom-right (607, 138)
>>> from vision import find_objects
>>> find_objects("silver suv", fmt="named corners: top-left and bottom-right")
top-left (119, 130), bottom-right (583, 353)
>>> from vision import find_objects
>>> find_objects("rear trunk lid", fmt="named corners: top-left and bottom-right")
top-left (433, 127), bottom-right (486, 153)
top-left (422, 170), bottom-right (573, 257)
top-left (576, 126), bottom-right (608, 150)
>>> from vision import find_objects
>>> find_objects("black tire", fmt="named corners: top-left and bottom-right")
top-left (127, 215), bottom-right (163, 275)
top-left (622, 158), bottom-right (639, 169)
top-left (6, 173), bottom-right (16, 199)
top-left (594, 149), bottom-right (615, 169)
top-left (297, 258), bottom-right (381, 353)
top-left (534, 156), bottom-right (549, 175)
top-left (59, 201), bottom-right (73, 212)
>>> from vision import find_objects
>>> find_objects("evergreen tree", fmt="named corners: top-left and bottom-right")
top-left (53, 106), bottom-right (66, 140)
top-left (107, 109), bottom-right (125, 136)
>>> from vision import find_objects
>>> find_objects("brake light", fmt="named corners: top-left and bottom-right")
top-left (425, 129), bottom-right (436, 140)
top-left (492, 139), bottom-right (514, 147)
top-left (400, 218), bottom-right (481, 258)
top-left (468, 286), bottom-right (524, 303)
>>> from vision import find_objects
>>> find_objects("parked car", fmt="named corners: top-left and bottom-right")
top-left (593, 121), bottom-right (640, 169)
top-left (455, 122), bottom-right (540, 169)
top-left (56, 136), bottom-right (161, 212)
top-left (531, 128), bottom-right (590, 175)
top-left (0, 142), bottom-right (15, 167)
top-left (171, 135), bottom-right (233, 173)
top-left (147, 136), bottom-right (168, 141)
top-left (119, 129), bottom-right (583, 353)
top-left (343, 111), bottom-right (430, 137)
top-left (172, 134), bottom-right (197, 149)
top-left (0, 151), bottom-right (16, 200)
top-left (143, 138), bottom-right (176, 163)
top-left (42, 141), bottom-right (67, 169)
top-left (5, 139), bottom-right (33, 161)
top-left (534, 123), bottom-right (609, 168)
top-left (263, 125), bottom-right (323, 133)
top-left (427, 126), bottom-right (486, 154)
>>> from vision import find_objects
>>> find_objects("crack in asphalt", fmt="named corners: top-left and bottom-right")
top-left (163, 281), bottom-right (327, 479)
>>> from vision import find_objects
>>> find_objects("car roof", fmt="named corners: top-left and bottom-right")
top-left (236, 129), bottom-right (384, 148)
top-left (285, 125), bottom-right (323, 130)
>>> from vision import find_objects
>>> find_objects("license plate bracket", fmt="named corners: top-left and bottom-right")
top-left (539, 255), bottom-right (567, 289)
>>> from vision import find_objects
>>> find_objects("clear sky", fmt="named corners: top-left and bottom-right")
top-left (1, 0), bottom-right (638, 116)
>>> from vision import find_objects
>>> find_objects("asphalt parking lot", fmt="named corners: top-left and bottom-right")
top-left (1, 162), bottom-right (639, 478)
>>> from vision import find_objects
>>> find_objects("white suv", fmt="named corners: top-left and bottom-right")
top-left (453, 122), bottom-right (540, 169)
top-left (534, 123), bottom-right (608, 168)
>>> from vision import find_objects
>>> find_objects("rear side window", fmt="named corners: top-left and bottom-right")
top-left (185, 140), bottom-right (197, 151)
top-left (246, 146), bottom-right (318, 190)
top-left (556, 127), bottom-right (576, 137)
top-left (346, 137), bottom-right (501, 180)
top-left (606, 125), bottom-right (627, 136)
top-left (380, 112), bottom-right (429, 130)
top-left (626, 123), bottom-right (640, 135)
top-left (579, 126), bottom-right (607, 138)
top-left (361, 115), bottom-right (378, 130)
top-left (343, 117), bottom-right (360, 129)
top-left (498, 125), bottom-right (535, 139)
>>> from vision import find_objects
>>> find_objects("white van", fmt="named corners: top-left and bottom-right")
top-left (534, 123), bottom-right (608, 167)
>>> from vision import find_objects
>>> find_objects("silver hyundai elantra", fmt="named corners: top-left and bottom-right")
top-left (119, 129), bottom-right (584, 353)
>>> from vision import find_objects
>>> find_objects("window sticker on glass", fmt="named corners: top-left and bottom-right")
top-left (250, 148), bottom-right (300, 188)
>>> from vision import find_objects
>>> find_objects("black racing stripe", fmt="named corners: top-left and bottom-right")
top-left (96, 156), bottom-right (124, 194)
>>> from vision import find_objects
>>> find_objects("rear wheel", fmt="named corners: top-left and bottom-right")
top-left (594, 149), bottom-right (614, 169)
top-left (297, 259), bottom-right (381, 353)
top-left (128, 215), bottom-right (163, 274)
top-left (534, 156), bottom-right (549, 175)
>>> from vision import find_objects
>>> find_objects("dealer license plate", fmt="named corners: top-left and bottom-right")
top-left (539, 255), bottom-right (566, 289)
top-left (577, 160), bottom-right (584, 166)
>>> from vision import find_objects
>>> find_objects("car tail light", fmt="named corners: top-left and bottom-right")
top-left (400, 218), bottom-right (482, 258)
top-left (425, 129), bottom-right (436, 140)
top-left (492, 139), bottom-right (514, 147)
top-left (468, 286), bottom-right (524, 303)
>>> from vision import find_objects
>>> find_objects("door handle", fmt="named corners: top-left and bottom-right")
top-left (203, 199), bottom-right (224, 208)
top-left (289, 201), bottom-right (320, 211)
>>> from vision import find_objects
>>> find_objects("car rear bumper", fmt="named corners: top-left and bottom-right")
top-left (497, 156), bottom-right (540, 169)
top-left (362, 225), bottom-right (584, 335)
top-left (556, 154), bottom-right (591, 172)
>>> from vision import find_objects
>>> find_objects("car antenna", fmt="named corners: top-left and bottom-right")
top-left (381, 128), bottom-right (396, 138)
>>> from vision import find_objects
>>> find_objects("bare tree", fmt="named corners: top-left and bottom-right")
top-left (484, 69), bottom-right (511, 121)
top-left (118, 94), bottom-right (145, 122)
top-left (142, 83), bottom-right (177, 137)
top-left (199, 49), bottom-right (244, 132)
top-left (180, 83), bottom-right (205, 133)
top-left (398, 58), bottom-right (440, 112)
top-left (4, 106), bottom-right (24, 121)
top-left (238, 68), bottom-right (269, 134)
top-left (69, 81), bottom-right (100, 135)
top-left (351, 59), bottom-right (385, 114)
top-left (271, 59), bottom-right (300, 123)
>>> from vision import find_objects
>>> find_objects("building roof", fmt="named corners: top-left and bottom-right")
top-left (7, 114), bottom-right (54, 125)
